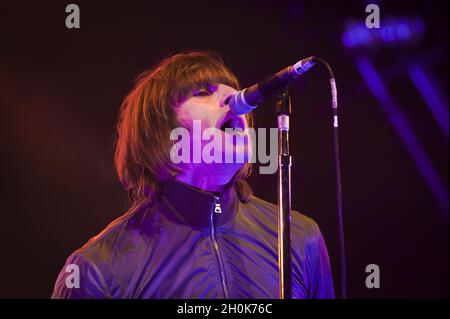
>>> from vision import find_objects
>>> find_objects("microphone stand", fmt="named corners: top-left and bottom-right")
top-left (276, 88), bottom-right (292, 299)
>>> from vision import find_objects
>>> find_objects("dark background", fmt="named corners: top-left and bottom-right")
top-left (0, 0), bottom-right (448, 298)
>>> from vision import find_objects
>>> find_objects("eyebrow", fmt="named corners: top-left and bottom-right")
top-left (207, 83), bottom-right (218, 91)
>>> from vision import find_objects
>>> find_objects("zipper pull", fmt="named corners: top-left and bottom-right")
top-left (213, 195), bottom-right (222, 214)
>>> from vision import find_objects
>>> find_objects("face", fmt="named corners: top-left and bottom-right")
top-left (174, 83), bottom-right (252, 170)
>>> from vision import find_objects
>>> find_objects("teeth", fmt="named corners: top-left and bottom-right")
top-left (219, 118), bottom-right (243, 131)
top-left (230, 119), bottom-right (239, 129)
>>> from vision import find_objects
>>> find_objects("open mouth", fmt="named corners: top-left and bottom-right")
top-left (219, 116), bottom-right (245, 132)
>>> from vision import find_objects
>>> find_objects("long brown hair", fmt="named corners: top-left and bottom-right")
top-left (114, 50), bottom-right (253, 207)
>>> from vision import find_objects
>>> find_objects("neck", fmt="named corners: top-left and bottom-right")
top-left (175, 164), bottom-right (240, 193)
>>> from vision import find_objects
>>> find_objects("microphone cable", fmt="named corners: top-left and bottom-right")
top-left (315, 57), bottom-right (347, 299)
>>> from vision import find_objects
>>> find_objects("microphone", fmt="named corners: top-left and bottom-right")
top-left (227, 56), bottom-right (317, 115)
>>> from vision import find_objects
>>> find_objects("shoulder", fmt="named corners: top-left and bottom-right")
top-left (52, 199), bottom-right (157, 298)
top-left (67, 199), bottom-right (158, 278)
top-left (244, 195), bottom-right (322, 239)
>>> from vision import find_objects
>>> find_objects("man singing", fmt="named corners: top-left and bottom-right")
top-left (52, 50), bottom-right (335, 299)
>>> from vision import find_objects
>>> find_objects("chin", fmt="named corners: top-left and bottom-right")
top-left (222, 132), bottom-right (252, 163)
top-left (222, 144), bottom-right (251, 165)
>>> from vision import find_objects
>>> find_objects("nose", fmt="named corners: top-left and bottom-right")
top-left (220, 92), bottom-right (234, 108)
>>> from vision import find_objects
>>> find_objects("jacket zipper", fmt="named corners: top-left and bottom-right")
top-left (210, 195), bottom-right (230, 298)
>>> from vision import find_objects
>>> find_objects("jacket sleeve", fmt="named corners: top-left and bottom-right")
top-left (51, 252), bottom-right (111, 299)
top-left (305, 222), bottom-right (335, 299)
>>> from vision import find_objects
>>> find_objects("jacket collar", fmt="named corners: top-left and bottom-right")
top-left (158, 178), bottom-right (239, 228)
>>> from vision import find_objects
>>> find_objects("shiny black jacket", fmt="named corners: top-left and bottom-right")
top-left (52, 179), bottom-right (335, 299)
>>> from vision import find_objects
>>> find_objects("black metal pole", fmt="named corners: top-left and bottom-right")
top-left (276, 89), bottom-right (292, 299)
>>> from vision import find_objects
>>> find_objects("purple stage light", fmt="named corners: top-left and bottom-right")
top-left (356, 56), bottom-right (449, 220)
top-left (408, 65), bottom-right (449, 139)
top-left (342, 16), bottom-right (425, 49)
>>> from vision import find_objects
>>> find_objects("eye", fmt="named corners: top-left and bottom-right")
top-left (192, 84), bottom-right (217, 97)
top-left (192, 89), bottom-right (213, 97)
